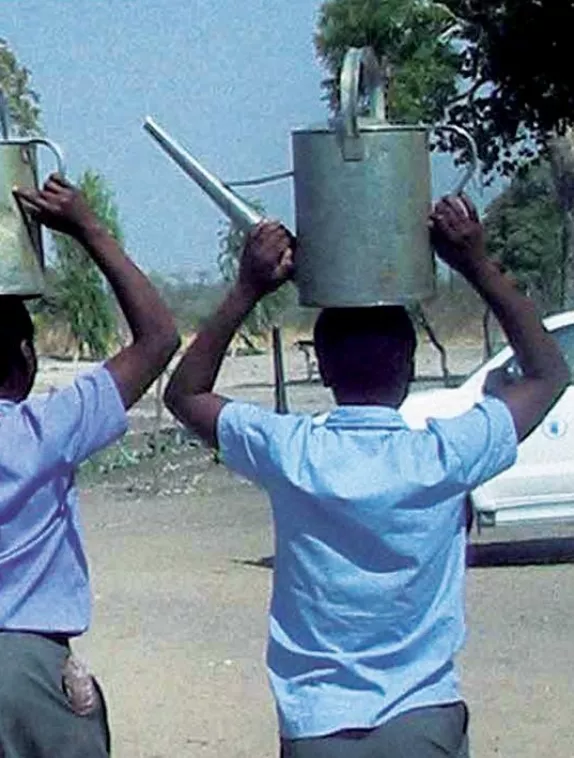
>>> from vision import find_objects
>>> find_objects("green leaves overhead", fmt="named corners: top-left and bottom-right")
top-left (316, 1), bottom-right (574, 178)
top-left (0, 39), bottom-right (41, 135)
top-left (316, 0), bottom-right (459, 124)
top-left (484, 162), bottom-right (563, 312)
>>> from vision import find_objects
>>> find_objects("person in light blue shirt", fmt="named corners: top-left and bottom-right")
top-left (0, 174), bottom-right (180, 757)
top-left (164, 197), bottom-right (569, 758)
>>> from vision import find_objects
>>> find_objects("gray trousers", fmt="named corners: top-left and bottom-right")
top-left (281, 702), bottom-right (469, 758)
top-left (0, 632), bottom-right (110, 758)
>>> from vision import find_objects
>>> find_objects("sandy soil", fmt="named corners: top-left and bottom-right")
top-left (34, 336), bottom-right (486, 418)
top-left (33, 340), bottom-right (574, 757)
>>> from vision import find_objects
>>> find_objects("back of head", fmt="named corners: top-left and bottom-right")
top-left (313, 306), bottom-right (416, 401)
top-left (0, 296), bottom-right (35, 392)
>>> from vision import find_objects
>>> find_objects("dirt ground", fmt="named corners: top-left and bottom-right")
top-left (38, 341), bottom-right (574, 758)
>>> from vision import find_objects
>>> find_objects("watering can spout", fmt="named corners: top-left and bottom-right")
top-left (143, 117), bottom-right (264, 232)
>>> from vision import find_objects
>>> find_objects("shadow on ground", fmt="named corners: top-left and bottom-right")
top-left (237, 538), bottom-right (574, 572)
top-left (468, 537), bottom-right (574, 567)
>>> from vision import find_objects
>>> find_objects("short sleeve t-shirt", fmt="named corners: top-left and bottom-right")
top-left (217, 397), bottom-right (517, 738)
top-left (0, 365), bottom-right (128, 634)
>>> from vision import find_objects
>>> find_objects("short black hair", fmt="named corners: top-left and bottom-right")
top-left (0, 297), bottom-right (35, 385)
top-left (314, 306), bottom-right (416, 393)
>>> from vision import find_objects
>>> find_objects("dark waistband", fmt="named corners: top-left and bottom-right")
top-left (0, 630), bottom-right (70, 647)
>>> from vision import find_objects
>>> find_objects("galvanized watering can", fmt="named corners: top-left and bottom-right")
top-left (0, 91), bottom-right (66, 297)
top-left (143, 46), bottom-right (478, 307)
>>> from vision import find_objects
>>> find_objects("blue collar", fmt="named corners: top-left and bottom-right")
top-left (322, 405), bottom-right (408, 430)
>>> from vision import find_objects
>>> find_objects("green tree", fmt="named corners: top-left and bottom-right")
top-left (316, 0), bottom-right (460, 124)
top-left (484, 162), bottom-right (563, 314)
top-left (0, 39), bottom-right (41, 134)
top-left (50, 171), bottom-right (119, 360)
top-left (438, 1), bottom-right (574, 305)
top-left (441, 1), bottom-right (574, 172)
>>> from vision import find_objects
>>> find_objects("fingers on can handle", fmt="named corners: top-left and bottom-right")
top-left (47, 172), bottom-right (71, 188)
top-left (12, 186), bottom-right (42, 209)
top-left (456, 193), bottom-right (479, 221)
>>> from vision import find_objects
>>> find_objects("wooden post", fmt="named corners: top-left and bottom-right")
top-left (272, 326), bottom-right (288, 414)
top-left (152, 371), bottom-right (165, 492)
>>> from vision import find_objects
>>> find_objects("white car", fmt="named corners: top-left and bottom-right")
top-left (400, 311), bottom-right (574, 530)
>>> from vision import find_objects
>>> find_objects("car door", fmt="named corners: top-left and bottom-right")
top-left (475, 323), bottom-right (574, 514)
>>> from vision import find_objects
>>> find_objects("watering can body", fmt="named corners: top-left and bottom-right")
top-left (291, 47), bottom-right (477, 307)
top-left (0, 93), bottom-right (66, 298)
top-left (292, 123), bottom-right (434, 307)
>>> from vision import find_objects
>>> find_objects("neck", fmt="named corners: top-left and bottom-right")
top-left (0, 374), bottom-right (32, 402)
top-left (333, 386), bottom-right (408, 408)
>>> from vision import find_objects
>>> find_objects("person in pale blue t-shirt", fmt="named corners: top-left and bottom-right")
top-left (164, 197), bottom-right (569, 758)
top-left (0, 174), bottom-right (180, 757)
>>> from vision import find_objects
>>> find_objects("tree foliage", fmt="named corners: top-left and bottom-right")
top-left (0, 39), bottom-right (41, 134)
top-left (316, 0), bottom-right (460, 125)
top-left (441, 1), bottom-right (574, 306)
top-left (441, 1), bottom-right (574, 174)
top-left (484, 162), bottom-right (563, 313)
top-left (49, 171), bottom-right (119, 360)
top-left (0, 44), bottom-right (124, 355)
top-left (316, 1), bottom-right (574, 177)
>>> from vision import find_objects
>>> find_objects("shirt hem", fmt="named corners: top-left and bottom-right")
top-left (278, 695), bottom-right (466, 740)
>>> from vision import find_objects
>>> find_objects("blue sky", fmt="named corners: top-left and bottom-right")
top-left (3, 0), bottom-right (501, 279)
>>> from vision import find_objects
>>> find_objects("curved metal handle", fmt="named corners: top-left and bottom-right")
top-left (26, 138), bottom-right (67, 177)
top-left (433, 125), bottom-right (479, 194)
top-left (338, 46), bottom-right (386, 161)
top-left (3, 137), bottom-right (67, 177)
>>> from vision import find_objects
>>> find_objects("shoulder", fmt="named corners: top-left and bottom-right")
top-left (218, 401), bottom-right (309, 439)
top-left (25, 364), bottom-right (125, 418)
top-left (216, 401), bottom-right (312, 482)
top-left (13, 364), bottom-right (127, 454)
top-left (428, 394), bottom-right (515, 440)
top-left (425, 395), bottom-right (517, 484)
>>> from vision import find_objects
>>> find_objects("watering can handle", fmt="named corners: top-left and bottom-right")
top-left (433, 125), bottom-right (479, 195)
top-left (340, 46), bottom-right (386, 140)
top-left (2, 137), bottom-right (67, 178)
top-left (338, 47), bottom-right (386, 160)
top-left (25, 139), bottom-right (67, 178)
top-left (0, 89), bottom-right (65, 177)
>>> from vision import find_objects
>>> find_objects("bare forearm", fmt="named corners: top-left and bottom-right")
top-left (166, 282), bottom-right (257, 399)
top-left (466, 259), bottom-right (569, 384)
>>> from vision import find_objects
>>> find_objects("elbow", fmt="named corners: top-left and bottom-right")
top-left (151, 327), bottom-right (181, 372)
top-left (163, 373), bottom-right (186, 419)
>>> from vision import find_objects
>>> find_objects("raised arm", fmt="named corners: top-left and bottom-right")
top-left (430, 195), bottom-right (570, 442)
top-left (164, 221), bottom-right (293, 447)
top-left (15, 174), bottom-right (180, 409)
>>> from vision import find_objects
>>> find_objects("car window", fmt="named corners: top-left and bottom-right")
top-left (501, 324), bottom-right (574, 383)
